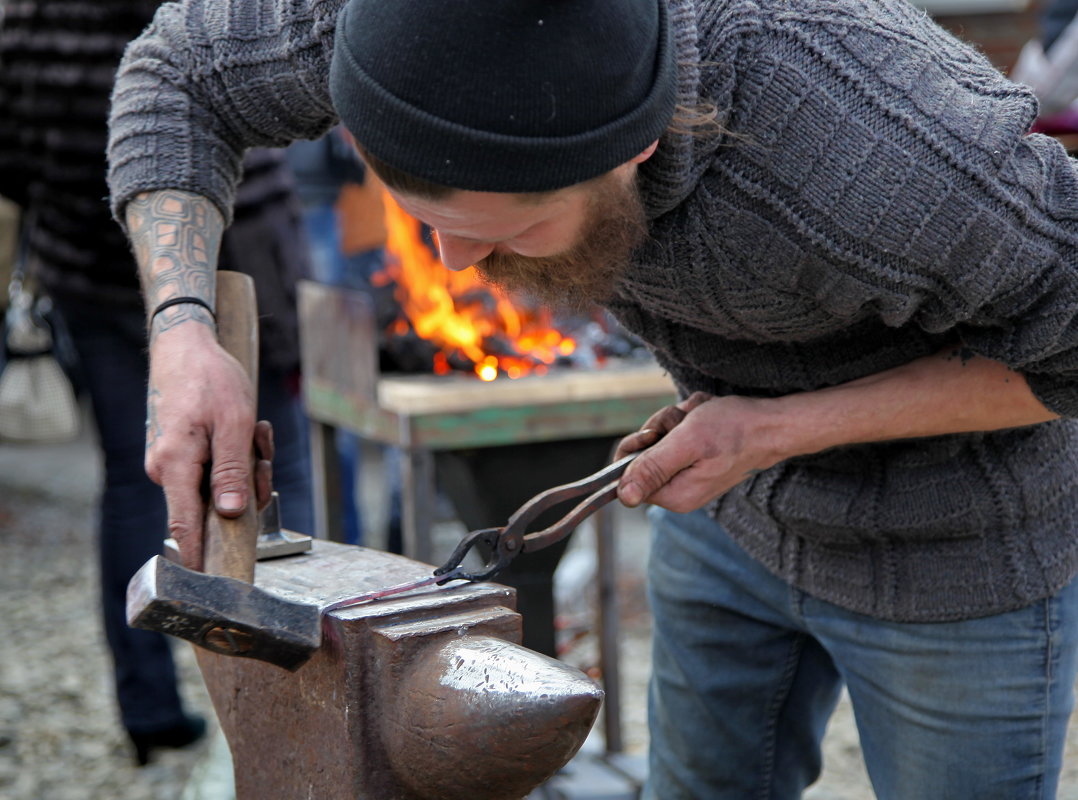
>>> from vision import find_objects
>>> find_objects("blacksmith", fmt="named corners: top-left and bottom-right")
top-left (107, 0), bottom-right (1078, 796)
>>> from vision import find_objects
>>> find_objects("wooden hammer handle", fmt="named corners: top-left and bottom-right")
top-left (201, 270), bottom-right (259, 582)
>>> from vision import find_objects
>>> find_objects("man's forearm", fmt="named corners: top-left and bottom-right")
top-left (126, 190), bottom-right (224, 340)
top-left (771, 347), bottom-right (1061, 461)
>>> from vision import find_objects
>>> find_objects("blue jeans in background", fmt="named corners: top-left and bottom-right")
top-left (53, 295), bottom-right (313, 735)
top-left (300, 201), bottom-right (401, 548)
top-left (645, 506), bottom-right (1078, 800)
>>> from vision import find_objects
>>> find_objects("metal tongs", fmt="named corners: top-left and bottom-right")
top-left (433, 451), bottom-right (639, 583)
top-left (323, 452), bottom-right (638, 612)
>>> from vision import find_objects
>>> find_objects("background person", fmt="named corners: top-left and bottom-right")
top-left (285, 129), bottom-right (403, 551)
top-left (0, 0), bottom-right (315, 765)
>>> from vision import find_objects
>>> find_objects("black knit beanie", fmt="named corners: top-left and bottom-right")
top-left (329, 0), bottom-right (677, 193)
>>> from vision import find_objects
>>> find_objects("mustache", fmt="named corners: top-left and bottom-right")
top-left (475, 242), bottom-right (620, 311)
top-left (474, 188), bottom-right (648, 311)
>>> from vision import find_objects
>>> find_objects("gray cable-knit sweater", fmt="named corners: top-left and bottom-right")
top-left (107, 0), bottom-right (1078, 623)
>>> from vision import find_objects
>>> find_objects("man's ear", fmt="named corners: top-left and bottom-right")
top-left (629, 140), bottom-right (659, 164)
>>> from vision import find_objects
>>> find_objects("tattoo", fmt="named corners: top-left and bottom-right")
top-left (127, 190), bottom-right (224, 341)
top-left (944, 346), bottom-right (976, 366)
top-left (145, 386), bottom-right (163, 452)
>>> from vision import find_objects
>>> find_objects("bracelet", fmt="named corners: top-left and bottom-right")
top-left (149, 296), bottom-right (216, 327)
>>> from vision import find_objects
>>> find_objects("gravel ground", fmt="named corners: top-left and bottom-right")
top-left (6, 421), bottom-right (1078, 799)
top-left (0, 418), bottom-right (218, 800)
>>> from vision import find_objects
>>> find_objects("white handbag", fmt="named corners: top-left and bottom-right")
top-left (0, 241), bottom-right (79, 444)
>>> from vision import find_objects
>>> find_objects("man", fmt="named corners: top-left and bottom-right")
top-left (0, 0), bottom-right (315, 765)
top-left (107, 0), bottom-right (1078, 795)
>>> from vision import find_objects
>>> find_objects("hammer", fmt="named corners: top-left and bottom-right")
top-left (126, 271), bottom-right (322, 671)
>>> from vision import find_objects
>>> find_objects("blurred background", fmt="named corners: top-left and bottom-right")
top-left (7, 0), bottom-right (1078, 798)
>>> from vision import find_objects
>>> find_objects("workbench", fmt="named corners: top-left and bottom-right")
top-left (297, 280), bottom-right (677, 753)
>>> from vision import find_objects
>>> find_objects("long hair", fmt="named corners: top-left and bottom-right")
top-left (669, 101), bottom-right (728, 137)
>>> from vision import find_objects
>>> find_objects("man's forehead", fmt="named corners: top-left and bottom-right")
top-left (390, 185), bottom-right (578, 233)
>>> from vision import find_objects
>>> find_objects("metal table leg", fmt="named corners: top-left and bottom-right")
top-left (596, 503), bottom-right (623, 754)
top-left (400, 446), bottom-right (436, 563)
top-left (309, 420), bottom-right (343, 542)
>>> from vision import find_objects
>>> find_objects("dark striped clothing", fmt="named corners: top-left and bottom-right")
top-left (0, 0), bottom-right (161, 305)
top-left (0, 0), bottom-right (309, 370)
top-left (0, 0), bottom-right (314, 741)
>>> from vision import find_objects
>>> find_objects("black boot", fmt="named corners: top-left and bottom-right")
top-left (127, 713), bottom-right (207, 766)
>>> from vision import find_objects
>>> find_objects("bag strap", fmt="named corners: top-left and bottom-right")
top-left (4, 210), bottom-right (52, 358)
top-left (7, 208), bottom-right (36, 308)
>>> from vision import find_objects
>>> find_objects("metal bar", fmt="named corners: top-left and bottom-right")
top-left (596, 502), bottom-right (624, 754)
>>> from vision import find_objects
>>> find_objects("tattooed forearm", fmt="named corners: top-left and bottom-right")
top-left (126, 190), bottom-right (225, 341)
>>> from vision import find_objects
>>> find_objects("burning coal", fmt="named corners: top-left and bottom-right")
top-left (377, 193), bottom-right (644, 381)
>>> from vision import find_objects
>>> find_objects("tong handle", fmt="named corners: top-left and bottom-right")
top-left (512, 479), bottom-right (629, 555)
top-left (502, 451), bottom-right (639, 554)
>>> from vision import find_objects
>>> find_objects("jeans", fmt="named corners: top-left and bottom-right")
top-left (53, 294), bottom-right (313, 734)
top-left (644, 506), bottom-right (1078, 800)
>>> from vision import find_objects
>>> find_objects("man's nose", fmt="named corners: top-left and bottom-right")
top-left (435, 233), bottom-right (494, 271)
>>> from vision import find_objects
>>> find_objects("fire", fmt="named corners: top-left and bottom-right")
top-left (378, 192), bottom-right (576, 380)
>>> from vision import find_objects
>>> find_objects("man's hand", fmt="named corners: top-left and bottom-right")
top-left (126, 188), bottom-right (275, 570)
top-left (614, 392), bottom-right (784, 511)
top-left (145, 323), bottom-right (267, 570)
top-left (612, 348), bottom-right (1061, 514)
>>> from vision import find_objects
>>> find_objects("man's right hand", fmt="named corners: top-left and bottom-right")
top-left (145, 321), bottom-right (257, 571)
top-left (126, 188), bottom-right (245, 571)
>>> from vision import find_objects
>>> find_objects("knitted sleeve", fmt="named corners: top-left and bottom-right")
top-left (954, 131), bottom-right (1078, 417)
top-left (698, 0), bottom-right (1078, 417)
top-left (107, 0), bottom-right (346, 226)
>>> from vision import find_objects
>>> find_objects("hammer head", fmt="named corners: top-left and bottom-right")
top-left (127, 555), bottom-right (322, 672)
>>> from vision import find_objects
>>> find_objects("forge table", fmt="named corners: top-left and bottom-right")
top-left (297, 280), bottom-right (677, 753)
top-left (298, 280), bottom-right (677, 556)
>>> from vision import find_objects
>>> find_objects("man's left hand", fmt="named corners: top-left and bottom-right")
top-left (614, 391), bottom-right (785, 511)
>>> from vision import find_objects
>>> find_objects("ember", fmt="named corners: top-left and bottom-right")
top-left (377, 193), bottom-right (642, 380)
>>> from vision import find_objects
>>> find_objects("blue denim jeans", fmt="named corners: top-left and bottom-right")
top-left (299, 201), bottom-right (395, 545)
top-left (644, 507), bottom-right (1078, 800)
top-left (53, 295), bottom-right (313, 734)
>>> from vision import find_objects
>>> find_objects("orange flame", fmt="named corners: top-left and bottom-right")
top-left (379, 192), bottom-right (575, 380)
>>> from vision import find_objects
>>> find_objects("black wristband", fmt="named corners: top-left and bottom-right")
top-left (149, 296), bottom-right (216, 327)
